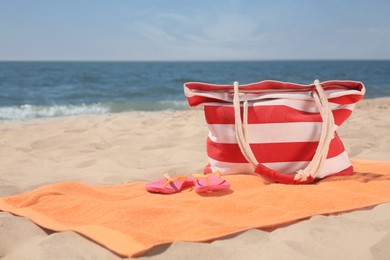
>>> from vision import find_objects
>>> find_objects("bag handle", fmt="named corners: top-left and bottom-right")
top-left (233, 80), bottom-right (335, 184)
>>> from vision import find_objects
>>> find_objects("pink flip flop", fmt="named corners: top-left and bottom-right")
top-left (192, 171), bottom-right (230, 193)
top-left (145, 174), bottom-right (195, 194)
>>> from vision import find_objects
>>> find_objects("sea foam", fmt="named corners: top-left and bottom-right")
top-left (0, 101), bottom-right (188, 121)
top-left (0, 104), bottom-right (110, 121)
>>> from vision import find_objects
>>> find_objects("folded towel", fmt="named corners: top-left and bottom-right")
top-left (0, 160), bottom-right (389, 257)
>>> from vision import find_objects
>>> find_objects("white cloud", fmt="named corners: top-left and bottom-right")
top-left (337, 28), bottom-right (361, 34)
top-left (135, 23), bottom-right (177, 43)
top-left (367, 27), bottom-right (390, 35)
top-left (203, 14), bottom-right (259, 43)
top-left (124, 10), bottom-right (270, 60)
top-left (338, 27), bottom-right (390, 35)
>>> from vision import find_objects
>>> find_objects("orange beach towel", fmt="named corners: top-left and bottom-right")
top-left (0, 160), bottom-right (390, 257)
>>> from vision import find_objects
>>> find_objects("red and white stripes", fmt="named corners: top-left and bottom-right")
top-left (184, 80), bottom-right (365, 184)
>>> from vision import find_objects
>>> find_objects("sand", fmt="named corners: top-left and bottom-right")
top-left (0, 97), bottom-right (389, 259)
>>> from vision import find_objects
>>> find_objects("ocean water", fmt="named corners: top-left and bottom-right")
top-left (0, 60), bottom-right (389, 120)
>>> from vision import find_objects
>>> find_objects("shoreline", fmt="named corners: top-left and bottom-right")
top-left (0, 96), bottom-right (389, 123)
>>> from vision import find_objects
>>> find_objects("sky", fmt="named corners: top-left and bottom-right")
top-left (0, 0), bottom-right (389, 61)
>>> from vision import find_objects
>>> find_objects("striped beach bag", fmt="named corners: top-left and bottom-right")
top-left (184, 79), bottom-right (365, 184)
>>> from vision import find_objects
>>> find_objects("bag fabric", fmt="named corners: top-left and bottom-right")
top-left (184, 80), bottom-right (365, 184)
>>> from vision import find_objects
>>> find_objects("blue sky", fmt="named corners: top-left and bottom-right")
top-left (0, 0), bottom-right (389, 61)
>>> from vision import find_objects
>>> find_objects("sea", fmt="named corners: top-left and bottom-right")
top-left (0, 60), bottom-right (389, 121)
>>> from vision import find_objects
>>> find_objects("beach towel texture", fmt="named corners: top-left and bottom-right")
top-left (0, 160), bottom-right (389, 257)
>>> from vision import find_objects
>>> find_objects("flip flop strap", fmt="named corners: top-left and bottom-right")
top-left (192, 171), bottom-right (222, 185)
top-left (162, 174), bottom-right (189, 188)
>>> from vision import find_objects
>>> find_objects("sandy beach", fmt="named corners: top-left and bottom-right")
top-left (0, 97), bottom-right (389, 259)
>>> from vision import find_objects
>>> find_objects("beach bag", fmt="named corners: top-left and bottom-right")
top-left (184, 79), bottom-right (365, 184)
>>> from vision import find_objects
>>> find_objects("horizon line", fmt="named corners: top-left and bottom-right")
top-left (1, 58), bottom-right (390, 62)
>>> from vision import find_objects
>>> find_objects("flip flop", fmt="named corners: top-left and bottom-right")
top-left (192, 171), bottom-right (230, 193)
top-left (145, 173), bottom-right (195, 194)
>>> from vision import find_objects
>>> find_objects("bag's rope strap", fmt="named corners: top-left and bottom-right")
top-left (233, 80), bottom-right (335, 182)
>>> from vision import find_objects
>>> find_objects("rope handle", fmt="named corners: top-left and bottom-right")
top-left (233, 80), bottom-right (335, 184)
